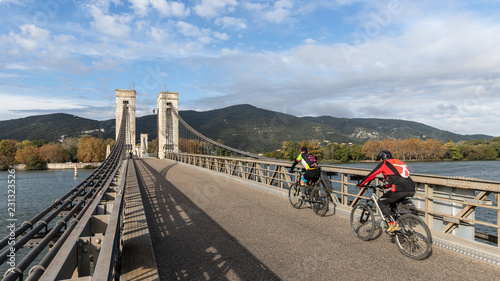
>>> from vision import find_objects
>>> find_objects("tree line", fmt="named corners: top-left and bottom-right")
top-left (0, 136), bottom-right (115, 170)
top-left (263, 137), bottom-right (500, 162)
top-left (3, 135), bottom-right (499, 170)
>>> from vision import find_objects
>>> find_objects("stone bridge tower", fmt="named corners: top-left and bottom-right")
top-left (157, 91), bottom-right (179, 159)
top-left (115, 89), bottom-right (136, 152)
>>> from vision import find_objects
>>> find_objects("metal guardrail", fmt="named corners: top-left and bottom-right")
top-left (35, 159), bottom-right (128, 280)
top-left (1, 106), bottom-right (130, 280)
top-left (167, 153), bottom-right (500, 248)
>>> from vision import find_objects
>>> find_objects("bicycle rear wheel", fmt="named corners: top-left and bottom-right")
top-left (311, 186), bottom-right (329, 216)
top-left (394, 214), bottom-right (432, 260)
top-left (288, 183), bottom-right (303, 209)
top-left (350, 203), bottom-right (376, 240)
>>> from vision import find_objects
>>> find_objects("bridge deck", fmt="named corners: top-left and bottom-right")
top-left (132, 158), bottom-right (499, 280)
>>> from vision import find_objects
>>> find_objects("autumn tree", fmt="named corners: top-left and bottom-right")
top-left (282, 141), bottom-right (300, 161)
top-left (39, 143), bottom-right (69, 163)
top-left (301, 140), bottom-right (322, 161)
top-left (380, 139), bottom-right (399, 158)
top-left (77, 136), bottom-right (106, 162)
top-left (361, 140), bottom-right (381, 160)
top-left (403, 138), bottom-right (422, 160)
top-left (15, 145), bottom-right (46, 170)
top-left (0, 139), bottom-right (18, 170)
top-left (422, 139), bottom-right (445, 160)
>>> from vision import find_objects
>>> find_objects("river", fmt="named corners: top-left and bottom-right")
top-left (0, 168), bottom-right (94, 275)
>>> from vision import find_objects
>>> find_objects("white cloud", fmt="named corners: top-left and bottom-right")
top-left (176, 21), bottom-right (204, 37)
top-left (130, 0), bottom-right (190, 17)
top-left (158, 0), bottom-right (190, 17)
top-left (87, 4), bottom-right (132, 39)
top-left (176, 21), bottom-right (229, 44)
top-left (263, 0), bottom-right (293, 23)
top-left (4, 63), bottom-right (30, 71)
top-left (194, 0), bottom-right (238, 18)
top-left (213, 32), bottom-right (229, 41)
top-left (7, 24), bottom-right (50, 51)
top-left (0, 0), bottom-right (25, 5)
top-left (149, 26), bottom-right (169, 43)
top-left (243, 0), bottom-right (294, 24)
top-left (129, 0), bottom-right (150, 16)
top-left (304, 38), bottom-right (317, 44)
top-left (215, 17), bottom-right (246, 29)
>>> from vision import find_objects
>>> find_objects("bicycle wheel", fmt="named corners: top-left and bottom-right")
top-left (311, 186), bottom-right (329, 216)
top-left (394, 214), bottom-right (432, 260)
top-left (288, 183), bottom-right (303, 209)
top-left (350, 203), bottom-right (376, 240)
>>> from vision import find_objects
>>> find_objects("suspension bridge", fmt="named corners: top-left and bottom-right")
top-left (1, 89), bottom-right (500, 280)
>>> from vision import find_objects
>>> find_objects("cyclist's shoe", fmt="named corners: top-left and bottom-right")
top-left (386, 222), bottom-right (400, 233)
top-left (299, 194), bottom-right (306, 201)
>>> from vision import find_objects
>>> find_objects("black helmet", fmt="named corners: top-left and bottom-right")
top-left (376, 150), bottom-right (392, 161)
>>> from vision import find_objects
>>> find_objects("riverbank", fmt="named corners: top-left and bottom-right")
top-left (12, 162), bottom-right (101, 170)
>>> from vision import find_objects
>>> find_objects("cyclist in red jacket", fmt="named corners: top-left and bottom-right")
top-left (357, 150), bottom-right (415, 232)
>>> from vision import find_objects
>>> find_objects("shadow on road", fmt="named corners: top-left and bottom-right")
top-left (134, 159), bottom-right (281, 281)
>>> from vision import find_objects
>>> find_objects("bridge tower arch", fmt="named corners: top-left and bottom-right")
top-left (157, 91), bottom-right (179, 159)
top-left (115, 89), bottom-right (136, 153)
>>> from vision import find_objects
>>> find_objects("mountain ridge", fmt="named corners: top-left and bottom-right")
top-left (0, 105), bottom-right (492, 153)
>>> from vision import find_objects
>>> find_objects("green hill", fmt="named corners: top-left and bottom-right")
top-left (0, 113), bottom-right (114, 142)
top-left (301, 116), bottom-right (491, 143)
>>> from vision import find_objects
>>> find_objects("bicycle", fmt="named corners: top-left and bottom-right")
top-left (349, 177), bottom-right (432, 260)
top-left (288, 168), bottom-right (330, 216)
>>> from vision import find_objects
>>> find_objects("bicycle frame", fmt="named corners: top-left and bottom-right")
top-left (288, 169), bottom-right (330, 216)
top-left (350, 180), bottom-right (433, 260)
top-left (363, 191), bottom-right (390, 228)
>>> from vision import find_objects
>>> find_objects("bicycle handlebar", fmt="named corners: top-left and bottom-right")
top-left (357, 179), bottom-right (387, 190)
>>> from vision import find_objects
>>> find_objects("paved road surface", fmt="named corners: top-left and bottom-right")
top-left (134, 158), bottom-right (499, 281)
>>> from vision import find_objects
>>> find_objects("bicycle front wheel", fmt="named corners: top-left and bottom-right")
top-left (311, 186), bottom-right (329, 216)
top-left (350, 203), bottom-right (376, 240)
top-left (288, 183), bottom-right (303, 209)
top-left (395, 214), bottom-right (432, 260)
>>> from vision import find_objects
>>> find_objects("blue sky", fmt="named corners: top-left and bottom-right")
top-left (1, 0), bottom-right (500, 137)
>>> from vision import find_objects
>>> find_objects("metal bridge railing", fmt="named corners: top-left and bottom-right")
top-left (1, 106), bottom-right (130, 280)
top-left (167, 153), bottom-right (500, 253)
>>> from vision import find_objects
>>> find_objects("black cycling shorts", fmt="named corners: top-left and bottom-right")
top-left (302, 169), bottom-right (321, 183)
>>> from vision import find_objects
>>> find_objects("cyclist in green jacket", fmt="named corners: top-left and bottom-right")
top-left (289, 147), bottom-right (321, 199)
